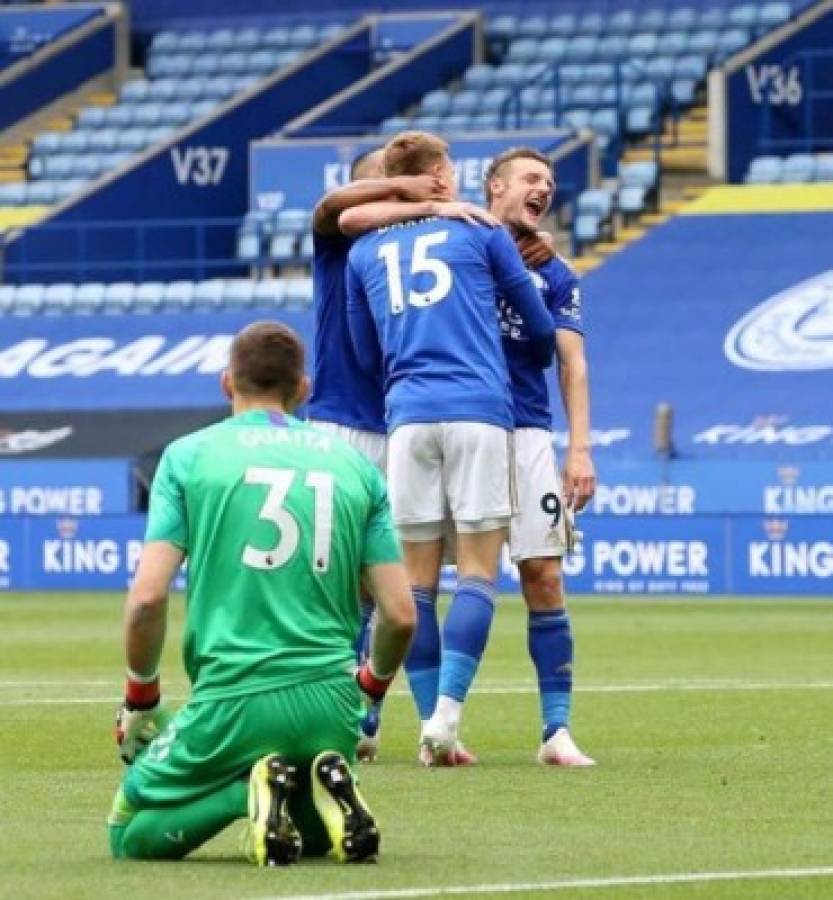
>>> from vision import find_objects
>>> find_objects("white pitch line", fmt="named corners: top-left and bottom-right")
top-left (3, 680), bottom-right (833, 706)
top-left (253, 866), bottom-right (833, 900)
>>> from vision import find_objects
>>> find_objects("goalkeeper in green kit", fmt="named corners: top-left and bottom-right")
top-left (107, 321), bottom-right (415, 866)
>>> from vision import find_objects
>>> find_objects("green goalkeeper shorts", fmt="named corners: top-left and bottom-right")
top-left (123, 674), bottom-right (363, 811)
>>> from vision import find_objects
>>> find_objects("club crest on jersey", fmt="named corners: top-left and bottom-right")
top-left (724, 270), bottom-right (833, 371)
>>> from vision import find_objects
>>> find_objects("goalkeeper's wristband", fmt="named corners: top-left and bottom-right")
top-left (356, 663), bottom-right (394, 703)
top-left (124, 672), bottom-right (161, 711)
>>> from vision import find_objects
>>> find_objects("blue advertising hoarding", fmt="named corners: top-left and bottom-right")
top-left (2, 514), bottom-right (829, 595)
top-left (0, 460), bottom-right (131, 515)
top-left (250, 131), bottom-right (582, 213)
top-left (0, 310), bottom-right (314, 412)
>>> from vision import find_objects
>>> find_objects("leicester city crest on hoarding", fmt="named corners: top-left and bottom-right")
top-left (724, 270), bottom-right (833, 371)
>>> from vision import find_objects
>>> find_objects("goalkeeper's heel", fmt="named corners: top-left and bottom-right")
top-left (246, 754), bottom-right (302, 866)
top-left (312, 751), bottom-right (379, 863)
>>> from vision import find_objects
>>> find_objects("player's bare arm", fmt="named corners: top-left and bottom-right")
top-left (125, 540), bottom-right (184, 677)
top-left (363, 561), bottom-right (415, 677)
top-left (339, 200), bottom-right (499, 237)
top-left (555, 329), bottom-right (596, 511)
top-left (313, 173), bottom-right (441, 236)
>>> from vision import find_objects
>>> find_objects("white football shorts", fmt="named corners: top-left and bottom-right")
top-left (387, 422), bottom-right (515, 537)
top-left (509, 427), bottom-right (570, 561)
top-left (307, 420), bottom-right (387, 472)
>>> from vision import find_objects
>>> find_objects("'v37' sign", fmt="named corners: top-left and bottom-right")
top-left (170, 146), bottom-right (230, 186)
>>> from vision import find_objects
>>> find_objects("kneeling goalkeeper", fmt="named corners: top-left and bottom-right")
top-left (107, 321), bottom-right (414, 865)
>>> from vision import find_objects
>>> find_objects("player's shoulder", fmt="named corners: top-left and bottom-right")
top-left (159, 418), bottom-right (225, 476)
top-left (540, 254), bottom-right (579, 287)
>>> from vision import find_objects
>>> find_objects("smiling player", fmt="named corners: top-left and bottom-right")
top-left (486, 147), bottom-right (597, 766)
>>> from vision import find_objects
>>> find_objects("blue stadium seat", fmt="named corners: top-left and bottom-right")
top-left (205, 29), bottom-right (235, 50)
top-left (150, 31), bottom-right (178, 53)
top-left (620, 160), bottom-right (659, 189)
top-left (284, 277), bottom-right (313, 309)
top-left (159, 103), bottom-right (191, 126)
top-left (667, 8), bottom-right (697, 30)
top-left (577, 188), bottom-right (614, 219)
top-left (506, 38), bottom-right (539, 63)
top-left (481, 87), bottom-right (512, 113)
top-left (688, 30), bottom-right (720, 57)
top-left (163, 281), bottom-right (195, 310)
top-left (27, 180), bottom-right (57, 205)
top-left (638, 9), bottom-right (667, 32)
top-left (565, 36), bottom-right (598, 61)
top-left (421, 89), bottom-right (452, 115)
top-left (574, 213), bottom-right (601, 245)
top-left (608, 10), bottom-right (636, 33)
top-left (539, 36), bottom-right (567, 61)
top-left (0, 285), bottom-right (15, 315)
top-left (133, 103), bottom-right (162, 127)
top-left (201, 76), bottom-right (236, 100)
top-left (463, 65), bottom-right (495, 90)
top-left (577, 12), bottom-right (605, 34)
top-left (438, 114), bottom-right (470, 134)
top-left (557, 64), bottom-right (585, 85)
top-left (14, 284), bottom-right (45, 315)
top-left (121, 80), bottom-right (149, 103)
top-left (237, 226), bottom-right (262, 263)
top-left (781, 153), bottom-right (816, 182)
top-left (56, 179), bottom-right (88, 201)
top-left (103, 282), bottom-right (135, 315)
top-left (32, 131), bottom-right (63, 154)
top-left (318, 23), bottom-right (344, 42)
top-left (644, 57), bottom-right (676, 82)
top-left (179, 31), bottom-right (208, 53)
top-left (657, 32), bottom-right (688, 56)
top-left (288, 24), bottom-right (317, 47)
top-left (132, 282), bottom-right (165, 314)
top-left (571, 84), bottom-right (601, 108)
top-left (549, 13), bottom-right (576, 36)
top-left (192, 279), bottom-right (226, 311)
top-left (379, 115), bottom-right (409, 134)
top-left (628, 82), bottom-right (660, 108)
top-left (517, 15), bottom-right (549, 38)
top-left (42, 283), bottom-right (74, 316)
top-left (449, 90), bottom-right (480, 115)
top-left (108, 105), bottom-right (136, 128)
top-left (671, 79), bottom-right (699, 105)
top-left (583, 62), bottom-right (615, 84)
top-left (815, 154), bottom-right (833, 181)
top-left (744, 156), bottom-right (783, 183)
top-left (562, 108), bottom-right (592, 130)
top-left (411, 113), bottom-right (441, 131)
top-left (471, 112), bottom-right (501, 131)
top-left (618, 185), bottom-right (648, 216)
top-left (219, 51), bottom-right (247, 75)
top-left (591, 108), bottom-right (619, 138)
top-left (759, 2), bottom-right (791, 29)
top-left (698, 8), bottom-right (726, 29)
top-left (68, 283), bottom-right (102, 315)
top-left (264, 25), bottom-right (291, 47)
top-left (626, 105), bottom-right (656, 136)
top-left (222, 279), bottom-right (256, 309)
top-left (234, 27), bottom-right (262, 50)
top-left (628, 33), bottom-right (658, 57)
top-left (596, 35), bottom-right (628, 59)
top-left (269, 233), bottom-right (297, 264)
top-left (249, 49), bottom-right (277, 74)
top-left (146, 125), bottom-right (176, 145)
top-left (675, 55), bottom-right (708, 80)
top-left (77, 106), bottom-right (106, 128)
top-left (493, 63), bottom-right (527, 88)
top-left (149, 53), bottom-right (192, 78)
top-left (116, 128), bottom-right (146, 152)
top-left (190, 100), bottom-right (218, 120)
top-left (717, 28), bottom-right (751, 59)
top-left (728, 5), bottom-right (758, 28)
top-left (191, 52), bottom-right (223, 76)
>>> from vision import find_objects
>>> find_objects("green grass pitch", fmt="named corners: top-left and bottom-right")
top-left (1, 592), bottom-right (832, 900)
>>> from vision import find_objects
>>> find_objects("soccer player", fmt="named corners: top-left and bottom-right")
top-left (485, 147), bottom-right (597, 766)
top-left (345, 131), bottom-right (555, 765)
top-left (309, 147), bottom-right (500, 761)
top-left (107, 322), bottom-right (415, 865)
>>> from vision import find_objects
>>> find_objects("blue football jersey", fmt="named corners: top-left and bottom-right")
top-left (500, 256), bottom-right (583, 429)
top-left (307, 231), bottom-right (386, 434)
top-left (346, 218), bottom-right (554, 432)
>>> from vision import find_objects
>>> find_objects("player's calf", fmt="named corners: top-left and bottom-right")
top-left (246, 754), bottom-right (302, 866)
top-left (312, 751), bottom-right (379, 863)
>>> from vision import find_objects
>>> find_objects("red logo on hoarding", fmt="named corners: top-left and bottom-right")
top-left (763, 519), bottom-right (788, 541)
top-left (56, 518), bottom-right (79, 539)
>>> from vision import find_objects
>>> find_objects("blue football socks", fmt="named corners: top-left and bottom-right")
top-left (404, 587), bottom-right (440, 720)
top-left (438, 576), bottom-right (496, 702)
top-left (528, 609), bottom-right (574, 741)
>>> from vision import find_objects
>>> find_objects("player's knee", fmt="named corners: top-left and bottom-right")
top-left (519, 558), bottom-right (565, 611)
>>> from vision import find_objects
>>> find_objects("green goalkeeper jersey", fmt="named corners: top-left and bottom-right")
top-left (145, 409), bottom-right (401, 701)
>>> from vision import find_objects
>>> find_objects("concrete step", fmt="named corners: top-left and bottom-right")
top-left (45, 116), bottom-right (74, 132)
top-left (593, 241), bottom-right (625, 256)
top-left (618, 226), bottom-right (646, 241)
top-left (640, 212), bottom-right (671, 226)
top-left (0, 170), bottom-right (25, 183)
top-left (572, 255), bottom-right (603, 273)
top-left (0, 144), bottom-right (28, 164)
top-left (87, 91), bottom-right (118, 107)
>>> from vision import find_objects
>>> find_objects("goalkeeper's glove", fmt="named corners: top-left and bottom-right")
top-left (115, 672), bottom-right (173, 765)
top-left (355, 661), bottom-right (394, 704)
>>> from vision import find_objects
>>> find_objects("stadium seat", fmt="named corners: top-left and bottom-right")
top-left (728, 5), bottom-right (759, 28)
top-left (717, 28), bottom-right (751, 59)
top-left (698, 8), bottom-right (726, 29)
top-left (608, 10), bottom-right (636, 33)
top-left (189, 279), bottom-right (224, 311)
top-left (781, 153), bottom-right (816, 182)
top-left (507, 38), bottom-right (539, 63)
top-left (596, 35), bottom-right (628, 59)
top-left (162, 281), bottom-right (194, 310)
top-left (578, 188), bottom-right (614, 219)
top-left (626, 105), bottom-right (656, 136)
top-left (744, 156), bottom-right (783, 183)
top-left (549, 13), bottom-right (576, 36)
top-left (14, 284), bottom-right (45, 316)
top-left (42, 283), bottom-right (74, 316)
top-left (0, 285), bottom-right (15, 315)
top-left (574, 213), bottom-right (601, 245)
top-left (463, 65), bottom-right (495, 90)
top-left (253, 279), bottom-right (286, 307)
top-left (639, 9), bottom-right (668, 31)
top-left (277, 208), bottom-right (311, 236)
top-left (759, 2), bottom-right (791, 29)
top-left (222, 279), bottom-right (256, 309)
top-left (618, 184), bottom-right (648, 216)
top-left (121, 80), bottom-right (149, 103)
top-left (132, 282), bottom-right (165, 314)
top-left (234, 27), bottom-right (262, 49)
top-left (297, 232), bottom-right (314, 264)
top-left (688, 30), bottom-right (720, 57)
top-left (179, 31), bottom-right (208, 52)
top-left (283, 276), bottom-right (313, 309)
top-left (517, 15), bottom-right (549, 38)
top-left (667, 8), bottom-right (697, 30)
top-left (205, 29), bottom-right (235, 50)
top-left (379, 115), bottom-right (409, 134)
top-left (27, 181), bottom-right (57, 205)
top-left (102, 282), bottom-right (135, 314)
top-left (815, 154), bottom-right (833, 181)
top-left (269, 233), bottom-right (297, 264)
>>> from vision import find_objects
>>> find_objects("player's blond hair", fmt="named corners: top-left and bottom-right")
top-left (383, 131), bottom-right (449, 177)
top-left (484, 147), bottom-right (552, 204)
